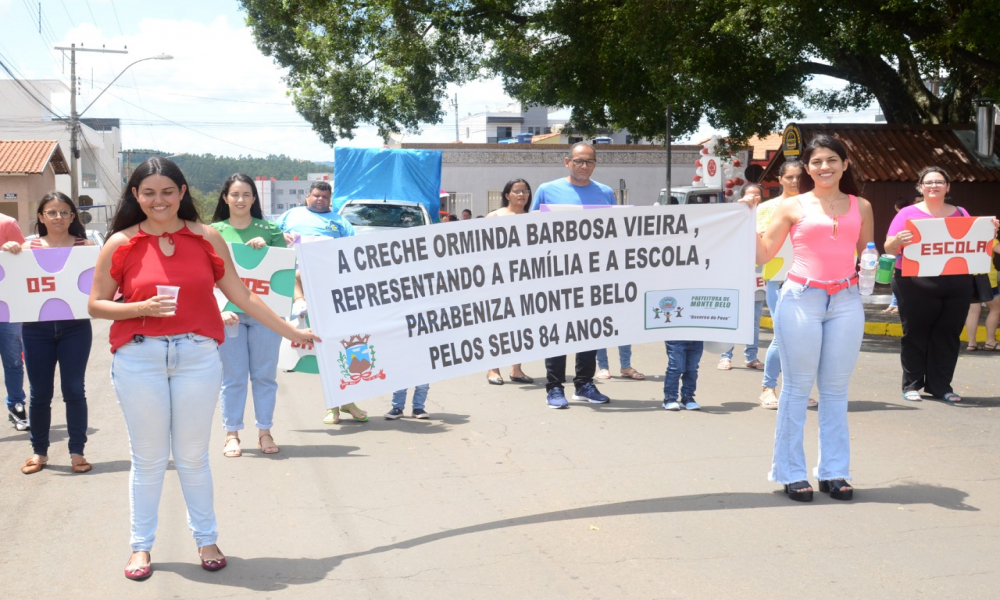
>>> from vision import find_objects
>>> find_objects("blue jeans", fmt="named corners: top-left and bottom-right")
top-left (219, 313), bottom-right (281, 431)
top-left (722, 300), bottom-right (764, 362)
top-left (770, 281), bottom-right (863, 485)
top-left (596, 346), bottom-right (632, 370)
top-left (763, 280), bottom-right (782, 388)
top-left (663, 341), bottom-right (704, 401)
top-left (392, 384), bottom-right (429, 410)
top-left (21, 320), bottom-right (92, 455)
top-left (111, 334), bottom-right (223, 552)
top-left (0, 321), bottom-right (26, 408)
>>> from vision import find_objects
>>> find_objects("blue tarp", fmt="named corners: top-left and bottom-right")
top-left (333, 147), bottom-right (442, 220)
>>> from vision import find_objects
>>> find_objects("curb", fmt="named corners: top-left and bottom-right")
top-left (760, 317), bottom-right (986, 341)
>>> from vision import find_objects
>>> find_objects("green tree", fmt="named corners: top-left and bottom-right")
top-left (240, 0), bottom-right (1000, 143)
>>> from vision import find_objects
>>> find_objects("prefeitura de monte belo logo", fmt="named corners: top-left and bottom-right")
top-left (338, 334), bottom-right (386, 389)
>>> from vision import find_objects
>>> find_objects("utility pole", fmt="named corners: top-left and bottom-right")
top-left (452, 94), bottom-right (459, 142)
top-left (665, 105), bottom-right (672, 198)
top-left (54, 44), bottom-right (128, 203)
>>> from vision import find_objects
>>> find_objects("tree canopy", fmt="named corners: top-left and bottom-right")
top-left (240, 0), bottom-right (1000, 144)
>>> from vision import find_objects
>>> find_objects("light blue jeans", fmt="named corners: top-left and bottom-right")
top-left (763, 280), bottom-right (782, 388)
top-left (770, 280), bottom-right (863, 485)
top-left (111, 334), bottom-right (223, 552)
top-left (392, 384), bottom-right (429, 410)
top-left (596, 346), bottom-right (632, 370)
top-left (722, 300), bottom-right (764, 362)
top-left (219, 313), bottom-right (281, 431)
top-left (0, 321), bottom-right (26, 408)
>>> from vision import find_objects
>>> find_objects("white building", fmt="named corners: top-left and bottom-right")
top-left (0, 80), bottom-right (122, 209)
top-left (255, 172), bottom-right (332, 216)
top-left (456, 104), bottom-right (639, 145)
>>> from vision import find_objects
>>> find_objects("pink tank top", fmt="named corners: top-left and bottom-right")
top-left (788, 194), bottom-right (861, 282)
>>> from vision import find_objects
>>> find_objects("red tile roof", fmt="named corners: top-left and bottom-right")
top-left (0, 140), bottom-right (70, 175)
top-left (762, 124), bottom-right (1000, 183)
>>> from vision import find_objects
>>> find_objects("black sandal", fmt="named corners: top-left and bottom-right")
top-left (818, 479), bottom-right (854, 501)
top-left (783, 480), bottom-right (813, 502)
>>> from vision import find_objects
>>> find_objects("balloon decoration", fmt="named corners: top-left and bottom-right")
top-left (691, 135), bottom-right (744, 198)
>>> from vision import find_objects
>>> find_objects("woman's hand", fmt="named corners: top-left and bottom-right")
top-left (283, 232), bottom-right (299, 245)
top-left (288, 327), bottom-right (321, 346)
top-left (2, 241), bottom-right (22, 254)
top-left (894, 229), bottom-right (915, 246)
top-left (737, 194), bottom-right (757, 209)
top-left (245, 237), bottom-right (267, 249)
top-left (221, 311), bottom-right (240, 326)
top-left (138, 294), bottom-right (177, 317)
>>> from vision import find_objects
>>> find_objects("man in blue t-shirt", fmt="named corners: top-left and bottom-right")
top-left (277, 181), bottom-right (355, 240)
top-left (532, 142), bottom-right (614, 409)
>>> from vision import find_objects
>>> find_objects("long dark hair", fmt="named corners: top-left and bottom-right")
top-left (212, 173), bottom-right (262, 222)
top-left (109, 157), bottom-right (200, 235)
top-left (501, 178), bottom-right (532, 212)
top-left (798, 135), bottom-right (859, 196)
top-left (36, 191), bottom-right (87, 238)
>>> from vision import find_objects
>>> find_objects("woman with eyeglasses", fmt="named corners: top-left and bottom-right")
top-left (484, 178), bottom-right (535, 385)
top-left (748, 135), bottom-right (874, 503)
top-left (884, 167), bottom-right (995, 403)
top-left (2, 192), bottom-right (95, 475)
top-left (211, 174), bottom-right (287, 457)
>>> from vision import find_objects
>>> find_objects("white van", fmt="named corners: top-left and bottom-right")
top-left (655, 186), bottom-right (728, 205)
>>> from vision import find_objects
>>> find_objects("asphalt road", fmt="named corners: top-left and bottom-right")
top-left (1, 321), bottom-right (998, 599)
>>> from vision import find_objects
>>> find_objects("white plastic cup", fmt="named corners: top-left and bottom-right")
top-left (156, 285), bottom-right (180, 317)
top-left (225, 321), bottom-right (240, 338)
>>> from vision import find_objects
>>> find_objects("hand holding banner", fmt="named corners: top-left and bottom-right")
top-left (297, 204), bottom-right (757, 407)
top-left (901, 217), bottom-right (996, 277)
top-left (0, 246), bottom-right (99, 323)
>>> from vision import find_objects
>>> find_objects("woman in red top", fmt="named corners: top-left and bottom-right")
top-left (88, 158), bottom-right (317, 581)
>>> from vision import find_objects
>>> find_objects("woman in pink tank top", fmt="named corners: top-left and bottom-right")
top-left (747, 135), bottom-right (874, 503)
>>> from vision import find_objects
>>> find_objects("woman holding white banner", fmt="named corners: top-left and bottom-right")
top-left (88, 158), bottom-right (318, 581)
top-left (749, 135), bottom-right (873, 503)
top-left (884, 167), bottom-right (994, 403)
top-left (484, 178), bottom-right (535, 385)
top-left (211, 173), bottom-right (287, 457)
top-left (7, 192), bottom-right (95, 475)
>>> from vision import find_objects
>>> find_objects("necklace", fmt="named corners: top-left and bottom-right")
top-left (823, 195), bottom-right (843, 239)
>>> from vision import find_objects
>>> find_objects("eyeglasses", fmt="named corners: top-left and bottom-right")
top-left (508, 190), bottom-right (530, 195)
top-left (922, 180), bottom-right (947, 187)
top-left (43, 210), bottom-right (72, 219)
top-left (570, 159), bottom-right (597, 167)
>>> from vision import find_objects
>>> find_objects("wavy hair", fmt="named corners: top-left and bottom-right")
top-left (798, 135), bottom-right (860, 196)
top-left (109, 157), bottom-right (200, 235)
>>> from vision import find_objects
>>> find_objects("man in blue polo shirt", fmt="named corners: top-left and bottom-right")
top-left (278, 181), bottom-right (355, 240)
top-left (532, 142), bottom-right (615, 409)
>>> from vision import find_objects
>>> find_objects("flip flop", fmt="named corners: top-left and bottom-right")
top-left (717, 359), bottom-right (732, 370)
top-left (745, 359), bottom-right (765, 370)
top-left (941, 392), bottom-right (962, 403)
top-left (223, 435), bottom-right (242, 457)
top-left (594, 368), bottom-right (611, 380)
top-left (902, 390), bottom-right (921, 402)
top-left (620, 368), bottom-right (645, 380)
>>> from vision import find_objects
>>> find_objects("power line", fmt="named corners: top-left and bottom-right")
top-left (105, 90), bottom-right (272, 155)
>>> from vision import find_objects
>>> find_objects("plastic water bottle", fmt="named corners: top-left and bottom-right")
top-left (859, 242), bottom-right (878, 295)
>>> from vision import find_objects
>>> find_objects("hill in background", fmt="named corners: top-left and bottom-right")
top-left (123, 151), bottom-right (332, 218)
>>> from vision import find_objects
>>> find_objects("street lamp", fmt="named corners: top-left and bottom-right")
top-left (55, 44), bottom-right (173, 203)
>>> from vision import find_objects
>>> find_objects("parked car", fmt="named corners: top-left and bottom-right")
top-left (655, 186), bottom-right (730, 205)
top-left (338, 199), bottom-right (432, 234)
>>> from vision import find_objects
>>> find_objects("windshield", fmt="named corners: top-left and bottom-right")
top-left (340, 204), bottom-right (426, 228)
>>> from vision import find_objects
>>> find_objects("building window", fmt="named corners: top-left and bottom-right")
top-left (497, 126), bottom-right (512, 139)
top-left (277, 189), bottom-right (284, 195)
top-left (544, 127), bottom-right (552, 134)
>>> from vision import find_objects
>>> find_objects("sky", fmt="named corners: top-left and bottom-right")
top-left (0, 0), bottom-right (880, 162)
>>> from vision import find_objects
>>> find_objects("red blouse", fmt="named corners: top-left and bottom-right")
top-left (108, 223), bottom-right (226, 353)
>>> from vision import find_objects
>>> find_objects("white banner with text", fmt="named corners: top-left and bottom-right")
top-left (297, 204), bottom-right (756, 407)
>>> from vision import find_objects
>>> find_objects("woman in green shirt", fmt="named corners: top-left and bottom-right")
top-left (211, 174), bottom-right (287, 457)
